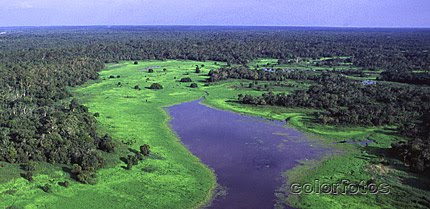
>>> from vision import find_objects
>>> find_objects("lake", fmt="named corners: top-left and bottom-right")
top-left (168, 100), bottom-right (326, 209)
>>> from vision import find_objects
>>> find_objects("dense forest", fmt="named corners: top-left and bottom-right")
top-left (1, 26), bottom-right (430, 180)
top-left (380, 70), bottom-right (430, 85)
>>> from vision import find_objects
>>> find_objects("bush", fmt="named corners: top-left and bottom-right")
top-left (180, 77), bottom-right (192, 82)
top-left (126, 155), bottom-right (139, 170)
top-left (148, 69), bottom-right (154, 73)
top-left (149, 83), bottom-right (163, 90)
top-left (59, 181), bottom-right (70, 188)
top-left (22, 171), bottom-right (33, 182)
top-left (41, 184), bottom-right (52, 193)
top-left (77, 170), bottom-right (97, 184)
top-left (133, 61), bottom-right (138, 65)
top-left (134, 85), bottom-right (141, 90)
top-left (98, 134), bottom-right (115, 153)
top-left (140, 144), bottom-right (151, 156)
top-left (22, 162), bottom-right (36, 172)
top-left (190, 83), bottom-right (198, 88)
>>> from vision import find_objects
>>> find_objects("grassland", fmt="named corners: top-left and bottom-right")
top-left (1, 59), bottom-right (429, 209)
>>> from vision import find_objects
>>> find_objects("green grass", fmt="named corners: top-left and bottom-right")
top-left (0, 60), bottom-right (223, 209)
top-left (1, 59), bottom-right (428, 209)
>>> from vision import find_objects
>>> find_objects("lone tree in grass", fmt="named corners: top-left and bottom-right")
top-left (140, 144), bottom-right (151, 156)
top-left (180, 77), bottom-right (192, 82)
top-left (126, 155), bottom-right (139, 170)
top-left (149, 83), bottom-right (163, 90)
top-left (134, 85), bottom-right (141, 90)
top-left (190, 83), bottom-right (198, 88)
top-left (195, 65), bottom-right (201, 73)
top-left (148, 68), bottom-right (154, 73)
top-left (134, 61), bottom-right (139, 65)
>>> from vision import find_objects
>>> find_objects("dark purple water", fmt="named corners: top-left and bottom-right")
top-left (168, 100), bottom-right (325, 209)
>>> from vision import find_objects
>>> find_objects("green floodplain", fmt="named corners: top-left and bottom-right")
top-left (1, 59), bottom-right (429, 208)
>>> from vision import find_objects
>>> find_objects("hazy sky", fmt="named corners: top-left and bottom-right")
top-left (0, 0), bottom-right (429, 27)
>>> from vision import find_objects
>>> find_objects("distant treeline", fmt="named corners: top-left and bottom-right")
top-left (1, 27), bottom-right (429, 70)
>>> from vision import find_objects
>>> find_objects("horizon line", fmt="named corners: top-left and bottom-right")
top-left (1, 24), bottom-right (430, 30)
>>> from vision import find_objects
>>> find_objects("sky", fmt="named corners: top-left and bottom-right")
top-left (0, 0), bottom-right (429, 27)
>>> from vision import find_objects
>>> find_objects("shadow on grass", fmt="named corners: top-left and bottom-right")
top-left (148, 152), bottom-right (165, 160)
top-left (128, 148), bottom-right (139, 154)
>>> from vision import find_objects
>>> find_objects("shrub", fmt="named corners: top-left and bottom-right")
top-left (22, 162), bottom-right (36, 172)
top-left (126, 155), bottom-right (139, 170)
top-left (59, 181), bottom-right (70, 188)
top-left (149, 83), bottom-right (163, 90)
top-left (190, 83), bottom-right (198, 88)
top-left (140, 144), bottom-right (151, 156)
top-left (98, 134), bottom-right (115, 153)
top-left (77, 170), bottom-right (97, 184)
top-left (23, 171), bottom-right (33, 182)
top-left (41, 184), bottom-right (52, 193)
top-left (148, 68), bottom-right (154, 73)
top-left (180, 77), bottom-right (192, 82)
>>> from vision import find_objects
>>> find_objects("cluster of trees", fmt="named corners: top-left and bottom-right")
top-left (0, 31), bottom-right (108, 183)
top-left (0, 59), bottom-right (110, 172)
top-left (126, 144), bottom-right (150, 170)
top-left (380, 70), bottom-right (430, 85)
top-left (392, 113), bottom-right (430, 176)
top-left (239, 75), bottom-right (430, 126)
top-left (208, 67), bottom-right (320, 82)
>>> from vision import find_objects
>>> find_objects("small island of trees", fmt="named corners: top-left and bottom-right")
top-left (149, 83), bottom-right (163, 89)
